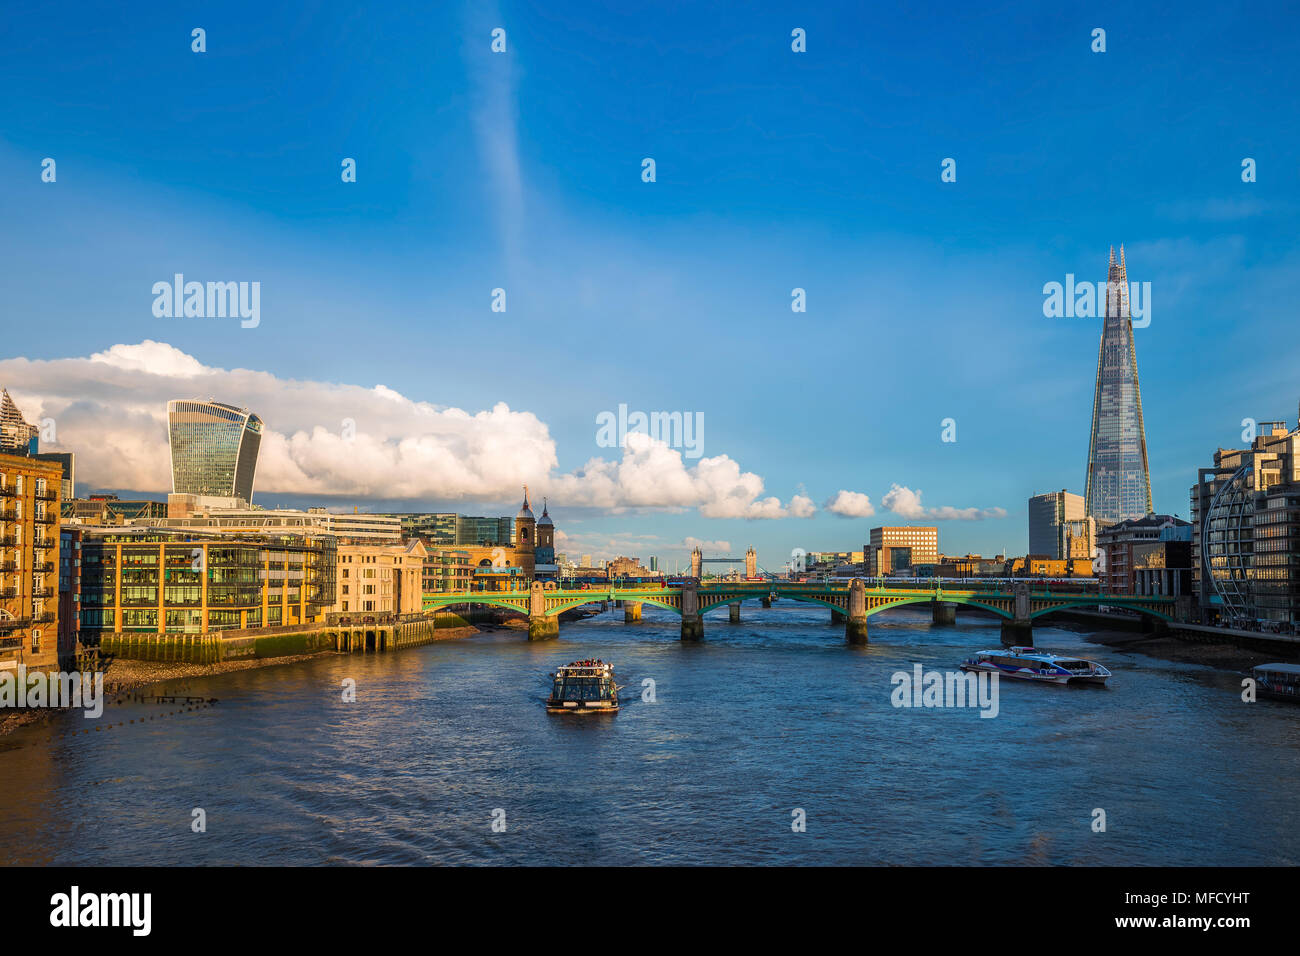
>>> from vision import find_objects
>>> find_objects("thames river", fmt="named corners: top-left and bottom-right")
top-left (1, 602), bottom-right (1297, 865)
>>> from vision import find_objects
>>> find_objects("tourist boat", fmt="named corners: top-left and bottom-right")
top-left (960, 646), bottom-right (1111, 685)
top-left (1252, 663), bottom-right (1300, 702)
top-left (546, 660), bottom-right (620, 713)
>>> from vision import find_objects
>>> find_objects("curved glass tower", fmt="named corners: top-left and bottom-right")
top-left (1085, 246), bottom-right (1153, 525)
top-left (167, 399), bottom-right (263, 503)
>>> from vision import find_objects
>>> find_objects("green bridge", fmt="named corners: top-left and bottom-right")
top-left (423, 580), bottom-right (1183, 644)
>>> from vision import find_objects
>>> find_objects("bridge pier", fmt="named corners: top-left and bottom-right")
top-left (932, 601), bottom-right (956, 626)
top-left (845, 578), bottom-right (869, 645)
top-left (1000, 584), bottom-right (1032, 647)
top-left (528, 582), bottom-right (559, 641)
top-left (831, 609), bottom-right (845, 624)
top-left (729, 602), bottom-right (741, 624)
top-left (681, 580), bottom-right (703, 641)
top-left (624, 601), bottom-right (642, 623)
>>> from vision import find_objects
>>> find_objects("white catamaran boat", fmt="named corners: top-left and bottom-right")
top-left (960, 647), bottom-right (1111, 685)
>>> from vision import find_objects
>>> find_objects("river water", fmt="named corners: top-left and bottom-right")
top-left (1, 602), bottom-right (1297, 865)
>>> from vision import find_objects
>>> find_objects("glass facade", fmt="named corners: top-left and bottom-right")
top-left (1192, 424), bottom-right (1300, 626)
top-left (79, 531), bottom-right (337, 637)
top-left (167, 399), bottom-right (263, 502)
top-left (1085, 246), bottom-right (1153, 525)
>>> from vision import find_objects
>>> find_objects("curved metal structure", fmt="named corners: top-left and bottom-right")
top-left (1201, 463), bottom-right (1254, 621)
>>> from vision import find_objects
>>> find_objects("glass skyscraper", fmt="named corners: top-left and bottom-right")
top-left (167, 399), bottom-right (263, 503)
top-left (1085, 246), bottom-right (1153, 525)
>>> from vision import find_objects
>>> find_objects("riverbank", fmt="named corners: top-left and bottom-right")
top-left (0, 624), bottom-right (482, 737)
top-left (1077, 626), bottom-right (1284, 673)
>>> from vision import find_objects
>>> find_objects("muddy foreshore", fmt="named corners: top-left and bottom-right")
top-left (0, 624), bottom-right (482, 737)
top-left (1077, 626), bottom-right (1291, 674)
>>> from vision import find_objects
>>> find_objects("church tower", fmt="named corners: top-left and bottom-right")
top-left (535, 498), bottom-right (555, 566)
top-left (515, 486), bottom-right (536, 551)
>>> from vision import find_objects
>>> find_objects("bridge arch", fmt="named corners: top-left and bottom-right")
top-left (1029, 599), bottom-right (1174, 623)
top-left (545, 595), bottom-right (682, 617)
top-left (422, 595), bottom-right (529, 615)
top-left (698, 593), bottom-right (843, 615)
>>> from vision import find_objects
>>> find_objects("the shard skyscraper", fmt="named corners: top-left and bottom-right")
top-left (1084, 245), bottom-right (1153, 525)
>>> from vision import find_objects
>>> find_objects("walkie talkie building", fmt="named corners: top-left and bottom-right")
top-left (167, 399), bottom-right (263, 504)
top-left (1084, 246), bottom-right (1153, 526)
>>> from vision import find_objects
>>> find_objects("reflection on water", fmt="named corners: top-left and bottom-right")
top-left (1, 603), bottom-right (1298, 865)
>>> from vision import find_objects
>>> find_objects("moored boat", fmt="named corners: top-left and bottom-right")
top-left (546, 660), bottom-right (620, 713)
top-left (1252, 663), bottom-right (1300, 702)
top-left (960, 646), bottom-right (1111, 685)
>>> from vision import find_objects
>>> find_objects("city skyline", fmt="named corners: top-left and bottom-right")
top-left (3, 2), bottom-right (1299, 567)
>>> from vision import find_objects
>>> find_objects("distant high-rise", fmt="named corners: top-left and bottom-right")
top-left (1085, 246), bottom-right (1153, 525)
top-left (167, 399), bottom-right (263, 504)
top-left (1028, 490), bottom-right (1094, 560)
top-left (0, 388), bottom-right (39, 454)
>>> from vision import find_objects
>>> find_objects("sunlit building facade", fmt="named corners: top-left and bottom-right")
top-left (167, 399), bottom-right (263, 504)
top-left (79, 530), bottom-right (337, 638)
top-left (0, 453), bottom-right (62, 673)
top-left (1028, 490), bottom-right (1095, 561)
top-left (1084, 246), bottom-right (1153, 526)
top-left (1191, 414), bottom-right (1300, 627)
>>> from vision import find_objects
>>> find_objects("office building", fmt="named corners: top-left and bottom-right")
top-left (0, 389), bottom-right (39, 455)
top-left (79, 529), bottom-right (337, 638)
top-left (128, 506), bottom-right (401, 541)
top-left (1028, 490), bottom-right (1095, 561)
top-left (58, 527), bottom-right (81, 669)
top-left (867, 527), bottom-right (938, 576)
top-left (32, 452), bottom-right (75, 499)
top-left (332, 540), bottom-right (427, 617)
top-left (423, 548), bottom-right (473, 593)
top-left (0, 453), bottom-right (62, 673)
top-left (63, 495), bottom-right (168, 524)
top-left (1096, 514), bottom-right (1191, 595)
top-left (381, 512), bottom-right (515, 547)
top-left (167, 399), bottom-right (263, 505)
top-left (1191, 413), bottom-right (1300, 627)
top-left (1084, 246), bottom-right (1154, 525)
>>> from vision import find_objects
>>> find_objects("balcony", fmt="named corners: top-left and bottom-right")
top-left (0, 617), bottom-right (31, 633)
top-left (34, 490), bottom-right (59, 502)
top-left (34, 512), bottom-right (57, 525)
top-left (32, 563), bottom-right (54, 574)
top-left (0, 487), bottom-right (15, 499)
top-left (0, 562), bottom-right (16, 573)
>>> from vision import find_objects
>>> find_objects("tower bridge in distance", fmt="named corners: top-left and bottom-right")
top-left (422, 579), bottom-right (1183, 644)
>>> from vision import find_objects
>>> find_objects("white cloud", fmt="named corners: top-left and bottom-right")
top-left (882, 483), bottom-right (1005, 521)
top-left (824, 490), bottom-right (875, 518)
top-left (788, 493), bottom-right (816, 518)
top-left (683, 537), bottom-right (731, 552)
top-left (2, 341), bottom-right (810, 518)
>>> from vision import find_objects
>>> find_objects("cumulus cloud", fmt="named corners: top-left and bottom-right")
top-left (881, 484), bottom-right (1005, 521)
top-left (824, 490), bottom-right (875, 518)
top-left (2, 341), bottom-right (810, 518)
top-left (682, 537), bottom-right (731, 552)
top-left (787, 494), bottom-right (816, 518)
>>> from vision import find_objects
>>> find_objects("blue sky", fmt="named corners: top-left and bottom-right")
top-left (3, 1), bottom-right (1300, 569)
